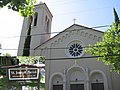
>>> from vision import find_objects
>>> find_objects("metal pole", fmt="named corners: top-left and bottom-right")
top-left (38, 68), bottom-right (41, 90)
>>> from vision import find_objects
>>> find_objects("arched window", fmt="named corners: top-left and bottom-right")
top-left (45, 16), bottom-right (47, 31)
top-left (45, 16), bottom-right (50, 33)
top-left (34, 12), bottom-right (38, 26)
top-left (47, 19), bottom-right (50, 32)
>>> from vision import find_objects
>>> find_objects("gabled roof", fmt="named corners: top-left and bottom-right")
top-left (65, 24), bottom-right (104, 33)
top-left (34, 24), bottom-right (104, 49)
top-left (35, 2), bottom-right (53, 18)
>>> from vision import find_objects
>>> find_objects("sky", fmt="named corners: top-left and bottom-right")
top-left (0, 0), bottom-right (120, 56)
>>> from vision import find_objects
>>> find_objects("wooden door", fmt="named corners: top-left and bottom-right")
top-left (91, 83), bottom-right (104, 90)
top-left (53, 85), bottom-right (63, 90)
top-left (70, 84), bottom-right (84, 90)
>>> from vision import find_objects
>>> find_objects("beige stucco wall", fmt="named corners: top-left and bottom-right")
top-left (34, 24), bottom-right (120, 90)
top-left (17, 3), bottom-right (53, 56)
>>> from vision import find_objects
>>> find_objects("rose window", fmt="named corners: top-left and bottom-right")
top-left (69, 43), bottom-right (83, 57)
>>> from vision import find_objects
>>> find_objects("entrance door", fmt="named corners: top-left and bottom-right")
top-left (70, 84), bottom-right (84, 90)
top-left (53, 85), bottom-right (63, 90)
top-left (91, 83), bottom-right (104, 90)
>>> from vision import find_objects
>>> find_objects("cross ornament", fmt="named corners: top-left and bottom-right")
top-left (73, 18), bottom-right (76, 24)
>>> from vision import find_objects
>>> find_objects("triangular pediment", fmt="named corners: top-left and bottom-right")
top-left (34, 24), bottom-right (104, 50)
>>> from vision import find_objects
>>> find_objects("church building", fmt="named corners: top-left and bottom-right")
top-left (18, 2), bottom-right (120, 90)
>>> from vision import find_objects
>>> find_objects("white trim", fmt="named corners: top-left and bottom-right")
top-left (67, 64), bottom-right (86, 73)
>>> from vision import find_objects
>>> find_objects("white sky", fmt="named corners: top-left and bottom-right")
top-left (0, 0), bottom-right (120, 56)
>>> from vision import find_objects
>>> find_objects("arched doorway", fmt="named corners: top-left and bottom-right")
top-left (51, 74), bottom-right (63, 90)
top-left (90, 70), bottom-right (108, 90)
top-left (67, 66), bottom-right (86, 90)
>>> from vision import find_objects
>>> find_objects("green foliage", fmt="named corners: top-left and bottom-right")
top-left (23, 24), bottom-right (31, 56)
top-left (19, 0), bottom-right (36, 17)
top-left (86, 23), bottom-right (120, 73)
top-left (17, 56), bottom-right (45, 64)
top-left (86, 9), bottom-right (120, 73)
top-left (40, 83), bottom-right (45, 90)
top-left (0, 69), bottom-right (6, 76)
top-left (0, 77), bottom-right (8, 90)
top-left (0, 0), bottom-right (36, 17)
top-left (3, 53), bottom-right (11, 56)
top-left (0, 56), bottom-right (19, 76)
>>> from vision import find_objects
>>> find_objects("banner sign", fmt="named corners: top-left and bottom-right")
top-left (8, 68), bottom-right (39, 80)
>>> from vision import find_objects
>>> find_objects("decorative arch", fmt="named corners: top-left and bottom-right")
top-left (84, 33), bottom-right (88, 37)
top-left (69, 31), bottom-right (72, 37)
top-left (80, 31), bottom-right (84, 36)
top-left (90, 70), bottom-right (108, 90)
top-left (34, 12), bottom-right (38, 26)
top-left (76, 30), bottom-right (81, 34)
top-left (98, 37), bottom-right (102, 42)
top-left (51, 43), bottom-right (55, 47)
top-left (89, 34), bottom-right (93, 39)
top-left (93, 35), bottom-right (97, 40)
top-left (49, 72), bottom-right (64, 90)
top-left (58, 38), bottom-right (62, 44)
top-left (67, 64), bottom-right (86, 74)
top-left (66, 65), bottom-right (86, 90)
top-left (54, 40), bottom-right (58, 46)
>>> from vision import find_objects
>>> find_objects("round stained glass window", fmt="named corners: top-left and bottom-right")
top-left (69, 43), bottom-right (83, 57)
top-left (66, 41), bottom-right (84, 57)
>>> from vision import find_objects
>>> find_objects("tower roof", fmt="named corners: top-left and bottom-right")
top-left (35, 3), bottom-right (53, 18)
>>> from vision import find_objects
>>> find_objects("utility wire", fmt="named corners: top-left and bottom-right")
top-left (0, 54), bottom-right (120, 61)
top-left (45, 0), bottom-right (91, 5)
top-left (0, 43), bottom-right (119, 51)
top-left (1, 54), bottom-right (119, 69)
top-left (0, 24), bottom-right (110, 38)
top-left (45, 54), bottom-right (120, 61)
top-left (54, 6), bottom-right (112, 16)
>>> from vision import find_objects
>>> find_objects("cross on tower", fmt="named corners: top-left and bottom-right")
top-left (73, 18), bottom-right (76, 24)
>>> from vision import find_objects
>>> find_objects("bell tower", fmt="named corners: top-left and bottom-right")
top-left (17, 2), bottom-right (53, 56)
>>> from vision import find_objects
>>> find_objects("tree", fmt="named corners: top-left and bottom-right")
top-left (17, 56), bottom-right (45, 89)
top-left (113, 8), bottom-right (120, 33)
top-left (86, 8), bottom-right (120, 73)
top-left (0, 0), bottom-right (36, 17)
top-left (3, 53), bottom-right (11, 56)
top-left (17, 56), bottom-right (45, 64)
top-left (0, 77), bottom-right (8, 90)
top-left (23, 19), bottom-right (32, 56)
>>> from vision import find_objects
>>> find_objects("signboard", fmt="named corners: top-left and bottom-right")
top-left (8, 68), bottom-right (39, 80)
